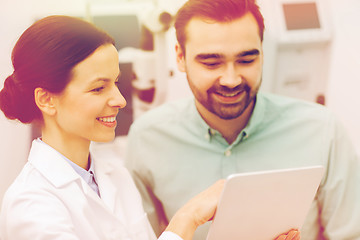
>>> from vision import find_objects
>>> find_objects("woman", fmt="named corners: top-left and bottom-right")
top-left (0, 15), bottom-right (299, 240)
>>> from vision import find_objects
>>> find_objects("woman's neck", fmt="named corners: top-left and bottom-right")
top-left (41, 128), bottom-right (91, 170)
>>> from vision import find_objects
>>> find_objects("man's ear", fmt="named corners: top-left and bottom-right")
top-left (175, 42), bottom-right (186, 72)
top-left (34, 88), bottom-right (57, 116)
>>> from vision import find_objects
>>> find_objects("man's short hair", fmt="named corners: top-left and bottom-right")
top-left (174, 0), bottom-right (265, 52)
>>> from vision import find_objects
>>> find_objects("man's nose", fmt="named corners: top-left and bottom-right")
top-left (219, 64), bottom-right (242, 88)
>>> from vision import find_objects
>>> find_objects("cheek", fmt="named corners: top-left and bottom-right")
top-left (242, 64), bottom-right (262, 85)
top-left (186, 64), bottom-right (218, 90)
top-left (60, 96), bottom-right (99, 121)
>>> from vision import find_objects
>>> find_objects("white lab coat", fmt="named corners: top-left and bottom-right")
top-left (0, 139), bottom-right (158, 240)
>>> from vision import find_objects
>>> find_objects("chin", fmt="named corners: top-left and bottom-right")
top-left (92, 134), bottom-right (116, 143)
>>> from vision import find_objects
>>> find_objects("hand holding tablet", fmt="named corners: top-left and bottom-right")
top-left (206, 166), bottom-right (324, 240)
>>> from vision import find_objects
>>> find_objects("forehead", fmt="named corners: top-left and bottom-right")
top-left (185, 13), bottom-right (262, 56)
top-left (69, 44), bottom-right (120, 87)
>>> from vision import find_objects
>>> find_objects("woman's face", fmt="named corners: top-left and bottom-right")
top-left (52, 44), bottom-right (126, 144)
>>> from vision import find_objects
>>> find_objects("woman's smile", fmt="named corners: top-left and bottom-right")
top-left (96, 115), bottom-right (117, 128)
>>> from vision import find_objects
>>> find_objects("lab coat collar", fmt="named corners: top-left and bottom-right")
top-left (28, 139), bottom-right (123, 214)
top-left (28, 139), bottom-right (81, 188)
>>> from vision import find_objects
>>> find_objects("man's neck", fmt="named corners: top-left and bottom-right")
top-left (196, 100), bottom-right (255, 145)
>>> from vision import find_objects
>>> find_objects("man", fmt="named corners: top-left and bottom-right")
top-left (125, 0), bottom-right (360, 239)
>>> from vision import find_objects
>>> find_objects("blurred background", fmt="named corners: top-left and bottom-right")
top-left (0, 0), bottom-right (359, 205)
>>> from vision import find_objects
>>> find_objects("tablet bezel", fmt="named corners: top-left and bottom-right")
top-left (206, 166), bottom-right (324, 240)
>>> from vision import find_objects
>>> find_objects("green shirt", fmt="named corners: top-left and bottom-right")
top-left (126, 92), bottom-right (360, 240)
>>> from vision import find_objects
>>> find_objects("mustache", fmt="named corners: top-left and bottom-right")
top-left (208, 83), bottom-right (251, 94)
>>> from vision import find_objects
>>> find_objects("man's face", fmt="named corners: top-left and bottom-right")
top-left (176, 13), bottom-right (263, 120)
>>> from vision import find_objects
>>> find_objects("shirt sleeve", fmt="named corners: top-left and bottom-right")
top-left (158, 231), bottom-right (184, 240)
top-left (318, 116), bottom-right (360, 239)
top-left (125, 125), bottom-right (169, 236)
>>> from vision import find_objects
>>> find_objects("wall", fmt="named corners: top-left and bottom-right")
top-left (0, 0), bottom-right (86, 206)
top-left (326, 0), bottom-right (360, 154)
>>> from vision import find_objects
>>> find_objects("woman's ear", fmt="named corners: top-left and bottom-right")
top-left (175, 42), bottom-right (186, 72)
top-left (34, 88), bottom-right (57, 116)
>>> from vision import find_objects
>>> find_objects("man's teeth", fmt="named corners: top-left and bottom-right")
top-left (217, 92), bottom-right (239, 97)
top-left (97, 116), bottom-right (116, 122)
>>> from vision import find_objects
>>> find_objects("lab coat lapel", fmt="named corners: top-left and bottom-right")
top-left (92, 154), bottom-right (118, 216)
top-left (92, 152), bottom-right (152, 231)
top-left (29, 140), bottom-right (114, 212)
top-left (28, 139), bottom-right (81, 187)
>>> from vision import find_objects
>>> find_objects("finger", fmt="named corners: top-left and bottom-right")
top-left (285, 231), bottom-right (295, 240)
top-left (285, 230), bottom-right (299, 240)
top-left (294, 231), bottom-right (301, 240)
top-left (181, 179), bottom-right (226, 226)
top-left (276, 235), bottom-right (286, 240)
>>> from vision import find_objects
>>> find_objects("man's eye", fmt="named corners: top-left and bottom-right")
top-left (91, 86), bottom-right (105, 92)
top-left (202, 62), bottom-right (221, 68)
top-left (238, 59), bottom-right (255, 64)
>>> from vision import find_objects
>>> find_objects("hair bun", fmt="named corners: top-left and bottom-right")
top-left (0, 74), bottom-right (20, 119)
top-left (0, 73), bottom-right (36, 123)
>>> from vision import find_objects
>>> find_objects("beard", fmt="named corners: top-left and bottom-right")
top-left (188, 77), bottom-right (261, 120)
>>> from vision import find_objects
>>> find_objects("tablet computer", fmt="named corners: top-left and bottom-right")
top-left (206, 166), bottom-right (324, 240)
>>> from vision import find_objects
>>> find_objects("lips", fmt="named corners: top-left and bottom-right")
top-left (213, 90), bottom-right (246, 104)
top-left (96, 115), bottom-right (117, 128)
top-left (97, 116), bottom-right (116, 123)
top-left (215, 91), bottom-right (242, 97)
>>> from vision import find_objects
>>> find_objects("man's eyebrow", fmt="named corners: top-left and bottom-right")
top-left (237, 49), bottom-right (260, 57)
top-left (195, 53), bottom-right (223, 60)
top-left (195, 50), bottom-right (260, 60)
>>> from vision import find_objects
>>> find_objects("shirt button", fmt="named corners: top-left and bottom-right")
top-left (224, 149), bottom-right (231, 157)
top-left (209, 129), bottom-right (215, 135)
top-left (242, 131), bottom-right (249, 139)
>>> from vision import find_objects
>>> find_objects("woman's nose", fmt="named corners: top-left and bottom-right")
top-left (109, 86), bottom-right (127, 109)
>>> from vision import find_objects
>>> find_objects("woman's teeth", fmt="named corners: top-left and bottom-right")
top-left (97, 116), bottom-right (116, 122)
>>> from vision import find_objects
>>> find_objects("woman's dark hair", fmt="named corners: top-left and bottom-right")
top-left (0, 15), bottom-right (115, 123)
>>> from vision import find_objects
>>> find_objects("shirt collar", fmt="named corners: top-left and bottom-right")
top-left (191, 92), bottom-right (266, 145)
top-left (241, 92), bottom-right (266, 137)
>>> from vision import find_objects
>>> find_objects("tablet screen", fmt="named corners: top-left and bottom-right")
top-left (206, 166), bottom-right (324, 240)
